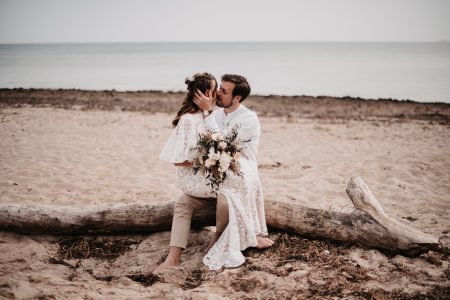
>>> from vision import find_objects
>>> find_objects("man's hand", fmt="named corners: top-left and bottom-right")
top-left (194, 90), bottom-right (215, 112)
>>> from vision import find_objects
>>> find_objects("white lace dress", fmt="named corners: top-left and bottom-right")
top-left (160, 112), bottom-right (268, 270)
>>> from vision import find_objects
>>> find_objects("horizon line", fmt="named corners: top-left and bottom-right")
top-left (1, 40), bottom-right (449, 45)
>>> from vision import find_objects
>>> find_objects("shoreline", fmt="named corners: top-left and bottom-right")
top-left (1, 88), bottom-right (449, 124)
top-left (3, 87), bottom-right (450, 104)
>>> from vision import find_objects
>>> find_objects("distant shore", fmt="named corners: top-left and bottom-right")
top-left (1, 88), bottom-right (449, 124)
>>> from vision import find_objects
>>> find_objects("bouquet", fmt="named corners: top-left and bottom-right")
top-left (192, 126), bottom-right (249, 194)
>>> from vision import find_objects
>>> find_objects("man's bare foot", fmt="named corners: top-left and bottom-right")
top-left (256, 236), bottom-right (274, 249)
top-left (204, 232), bottom-right (221, 254)
top-left (153, 258), bottom-right (180, 274)
top-left (153, 246), bottom-right (183, 274)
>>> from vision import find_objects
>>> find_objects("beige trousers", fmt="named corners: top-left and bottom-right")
top-left (170, 193), bottom-right (229, 249)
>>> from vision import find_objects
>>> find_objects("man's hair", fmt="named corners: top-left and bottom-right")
top-left (221, 74), bottom-right (251, 102)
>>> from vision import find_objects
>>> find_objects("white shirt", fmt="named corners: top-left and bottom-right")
top-left (203, 104), bottom-right (260, 165)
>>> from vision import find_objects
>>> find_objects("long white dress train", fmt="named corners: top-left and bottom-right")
top-left (160, 112), bottom-right (268, 270)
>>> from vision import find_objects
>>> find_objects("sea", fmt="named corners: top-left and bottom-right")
top-left (1, 42), bottom-right (449, 103)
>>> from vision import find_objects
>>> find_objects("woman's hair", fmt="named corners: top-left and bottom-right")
top-left (172, 72), bottom-right (217, 127)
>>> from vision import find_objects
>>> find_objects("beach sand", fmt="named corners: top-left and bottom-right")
top-left (0, 89), bottom-right (449, 299)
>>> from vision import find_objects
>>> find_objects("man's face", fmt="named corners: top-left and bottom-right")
top-left (216, 81), bottom-right (236, 108)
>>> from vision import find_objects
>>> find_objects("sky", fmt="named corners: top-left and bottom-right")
top-left (0, 0), bottom-right (449, 43)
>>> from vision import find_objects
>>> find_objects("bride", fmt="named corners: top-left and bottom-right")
top-left (158, 72), bottom-right (273, 271)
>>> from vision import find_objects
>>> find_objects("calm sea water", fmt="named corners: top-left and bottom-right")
top-left (1, 42), bottom-right (449, 103)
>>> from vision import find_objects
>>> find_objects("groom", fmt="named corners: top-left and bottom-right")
top-left (155, 74), bottom-right (273, 272)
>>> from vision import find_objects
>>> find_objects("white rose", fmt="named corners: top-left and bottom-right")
top-left (208, 147), bottom-right (220, 160)
top-left (218, 141), bottom-right (227, 150)
top-left (205, 158), bottom-right (216, 168)
top-left (211, 132), bottom-right (224, 141)
top-left (219, 152), bottom-right (232, 172)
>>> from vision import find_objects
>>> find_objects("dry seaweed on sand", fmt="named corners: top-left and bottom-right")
top-left (182, 269), bottom-right (207, 290)
top-left (51, 236), bottom-right (162, 287)
top-left (55, 236), bottom-right (142, 261)
top-left (355, 285), bottom-right (450, 300)
top-left (241, 233), bottom-right (449, 299)
top-left (244, 232), bottom-right (356, 266)
top-left (88, 272), bottom-right (160, 286)
top-left (126, 273), bottom-right (160, 287)
top-left (1, 88), bottom-right (449, 124)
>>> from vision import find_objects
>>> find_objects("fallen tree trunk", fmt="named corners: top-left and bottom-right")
top-left (0, 177), bottom-right (440, 255)
top-left (0, 202), bottom-right (216, 234)
top-left (266, 176), bottom-right (439, 255)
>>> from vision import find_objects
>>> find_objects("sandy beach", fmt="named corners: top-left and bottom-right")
top-left (0, 89), bottom-right (449, 299)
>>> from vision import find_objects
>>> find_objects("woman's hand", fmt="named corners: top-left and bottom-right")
top-left (194, 90), bottom-right (215, 112)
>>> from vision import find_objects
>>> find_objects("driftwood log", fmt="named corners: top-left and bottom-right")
top-left (0, 176), bottom-right (440, 255)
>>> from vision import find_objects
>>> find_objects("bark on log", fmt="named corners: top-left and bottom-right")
top-left (0, 202), bottom-right (216, 234)
top-left (0, 176), bottom-right (440, 255)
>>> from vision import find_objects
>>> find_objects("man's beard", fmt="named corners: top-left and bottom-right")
top-left (216, 97), bottom-right (232, 108)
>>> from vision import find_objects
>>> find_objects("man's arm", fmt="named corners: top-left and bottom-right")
top-left (239, 114), bottom-right (260, 163)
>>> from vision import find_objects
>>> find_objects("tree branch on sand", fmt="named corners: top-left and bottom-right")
top-left (0, 177), bottom-right (440, 256)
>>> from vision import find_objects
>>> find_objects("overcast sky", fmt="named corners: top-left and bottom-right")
top-left (1, 0), bottom-right (449, 43)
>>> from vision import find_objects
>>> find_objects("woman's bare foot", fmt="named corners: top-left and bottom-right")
top-left (256, 236), bottom-right (274, 249)
top-left (204, 232), bottom-right (221, 254)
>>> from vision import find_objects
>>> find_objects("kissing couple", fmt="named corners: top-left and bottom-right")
top-left (155, 73), bottom-right (274, 272)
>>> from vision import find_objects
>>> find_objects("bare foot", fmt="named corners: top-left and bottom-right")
top-left (153, 258), bottom-right (180, 274)
top-left (256, 236), bottom-right (274, 249)
top-left (204, 232), bottom-right (221, 254)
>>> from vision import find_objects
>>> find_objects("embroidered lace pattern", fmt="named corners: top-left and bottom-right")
top-left (160, 112), bottom-right (268, 270)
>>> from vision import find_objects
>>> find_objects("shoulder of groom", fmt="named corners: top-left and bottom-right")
top-left (243, 111), bottom-right (260, 126)
top-left (245, 108), bottom-right (258, 119)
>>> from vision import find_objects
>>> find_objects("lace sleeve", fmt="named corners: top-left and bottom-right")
top-left (159, 115), bottom-right (198, 163)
